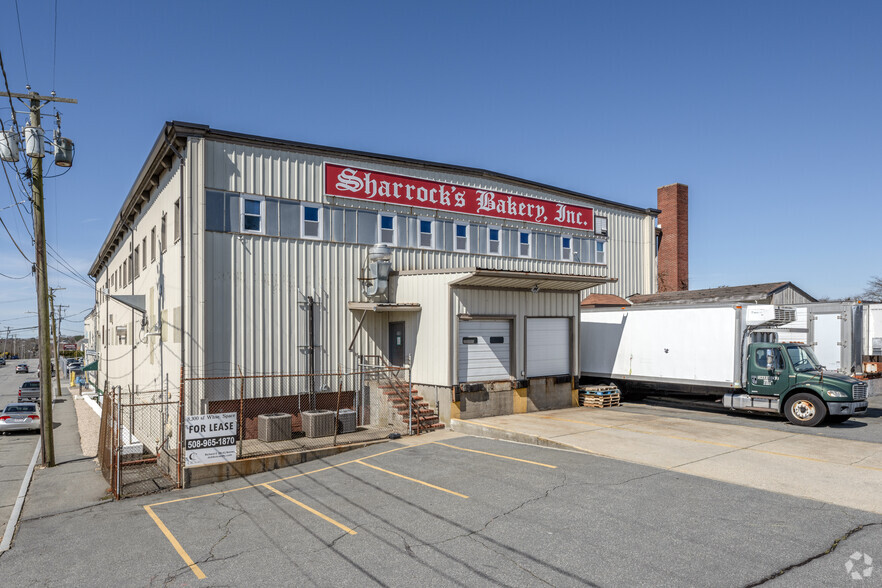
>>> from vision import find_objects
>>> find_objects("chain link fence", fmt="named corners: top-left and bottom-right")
top-left (98, 386), bottom-right (180, 499)
top-left (188, 366), bottom-right (412, 460)
top-left (96, 364), bottom-right (438, 498)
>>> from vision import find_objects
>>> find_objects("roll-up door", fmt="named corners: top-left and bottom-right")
top-left (458, 320), bottom-right (511, 383)
top-left (526, 318), bottom-right (571, 377)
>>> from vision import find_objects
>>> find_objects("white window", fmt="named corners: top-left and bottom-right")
top-left (241, 196), bottom-right (265, 234)
top-left (596, 240), bottom-right (606, 265)
top-left (378, 214), bottom-right (396, 245)
top-left (595, 215), bottom-right (608, 235)
top-left (418, 218), bottom-right (434, 248)
top-left (487, 226), bottom-right (501, 255)
top-left (160, 214), bottom-right (167, 252)
top-left (561, 235), bottom-right (572, 261)
top-left (518, 231), bottom-right (531, 257)
top-left (454, 223), bottom-right (469, 252)
top-left (174, 199), bottom-right (181, 242)
top-left (301, 204), bottom-right (323, 239)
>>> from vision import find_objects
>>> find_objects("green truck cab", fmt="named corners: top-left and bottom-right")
top-left (724, 342), bottom-right (869, 426)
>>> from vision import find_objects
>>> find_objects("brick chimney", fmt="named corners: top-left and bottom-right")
top-left (657, 183), bottom-right (688, 292)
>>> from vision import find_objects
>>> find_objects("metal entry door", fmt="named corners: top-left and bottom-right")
top-left (389, 322), bottom-right (405, 367)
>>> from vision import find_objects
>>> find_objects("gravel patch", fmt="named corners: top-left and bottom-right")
top-left (71, 393), bottom-right (100, 458)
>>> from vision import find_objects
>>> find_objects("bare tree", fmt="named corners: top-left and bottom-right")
top-left (860, 276), bottom-right (882, 301)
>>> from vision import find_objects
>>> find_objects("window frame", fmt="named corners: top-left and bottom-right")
top-left (518, 230), bottom-right (532, 258)
top-left (241, 195), bottom-right (266, 235)
top-left (596, 240), bottom-right (607, 265)
top-left (487, 225), bottom-right (502, 256)
top-left (377, 213), bottom-right (397, 246)
top-left (561, 235), bottom-right (573, 262)
top-left (418, 217), bottom-right (435, 249)
top-left (160, 214), bottom-right (167, 253)
top-left (150, 227), bottom-right (156, 262)
top-left (142, 237), bottom-right (147, 269)
top-left (595, 215), bottom-right (608, 235)
top-left (173, 199), bottom-right (181, 243)
top-left (133, 246), bottom-right (140, 279)
top-left (453, 222), bottom-right (469, 252)
top-left (298, 203), bottom-right (323, 240)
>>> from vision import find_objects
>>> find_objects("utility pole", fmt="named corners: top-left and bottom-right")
top-left (49, 289), bottom-right (66, 399)
top-left (1, 90), bottom-right (77, 467)
top-left (2, 326), bottom-right (9, 356)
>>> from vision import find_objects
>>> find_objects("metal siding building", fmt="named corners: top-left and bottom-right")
top-left (89, 122), bottom-right (659, 422)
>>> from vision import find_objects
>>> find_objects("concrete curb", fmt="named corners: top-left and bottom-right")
top-left (0, 437), bottom-right (42, 554)
top-left (450, 418), bottom-right (594, 454)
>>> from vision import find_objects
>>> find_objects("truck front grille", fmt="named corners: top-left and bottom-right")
top-left (853, 382), bottom-right (868, 401)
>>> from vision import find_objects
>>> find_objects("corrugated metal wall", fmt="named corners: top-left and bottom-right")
top-left (94, 158), bottom-right (184, 398)
top-left (452, 289), bottom-right (580, 382)
top-left (198, 139), bottom-right (654, 397)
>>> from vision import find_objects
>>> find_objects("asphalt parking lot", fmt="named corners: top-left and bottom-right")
top-left (2, 434), bottom-right (881, 586)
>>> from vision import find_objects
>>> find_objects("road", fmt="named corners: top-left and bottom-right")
top-left (0, 359), bottom-right (41, 541)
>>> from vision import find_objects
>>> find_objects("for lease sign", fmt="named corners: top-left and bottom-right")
top-left (184, 412), bottom-right (237, 467)
top-left (324, 163), bottom-right (594, 231)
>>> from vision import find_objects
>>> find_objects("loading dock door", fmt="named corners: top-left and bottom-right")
top-left (526, 318), bottom-right (571, 377)
top-left (458, 320), bottom-right (511, 383)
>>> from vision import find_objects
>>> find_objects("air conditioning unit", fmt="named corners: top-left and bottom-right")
top-left (257, 413), bottom-right (291, 442)
top-left (337, 408), bottom-right (357, 434)
top-left (302, 410), bottom-right (335, 438)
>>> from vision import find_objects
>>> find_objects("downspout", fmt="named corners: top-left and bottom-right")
top-left (178, 141), bottom-right (186, 413)
top-left (130, 227), bottom-right (135, 403)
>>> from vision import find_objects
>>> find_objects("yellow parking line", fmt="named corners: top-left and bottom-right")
top-left (148, 444), bottom-right (418, 507)
top-left (261, 484), bottom-right (357, 535)
top-left (432, 442), bottom-right (557, 468)
top-left (356, 460), bottom-right (468, 498)
top-left (144, 505), bottom-right (206, 580)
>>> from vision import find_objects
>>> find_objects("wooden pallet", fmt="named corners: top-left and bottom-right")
top-left (579, 392), bottom-right (621, 408)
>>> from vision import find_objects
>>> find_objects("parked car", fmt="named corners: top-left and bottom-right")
top-left (18, 380), bottom-right (40, 403)
top-left (0, 357), bottom-right (5, 366)
top-left (15, 363), bottom-right (28, 373)
top-left (0, 403), bottom-right (40, 434)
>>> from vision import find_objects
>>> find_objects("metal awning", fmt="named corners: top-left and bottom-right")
top-left (83, 360), bottom-right (99, 372)
top-left (446, 269), bottom-right (614, 292)
top-left (347, 302), bottom-right (421, 312)
top-left (107, 294), bottom-right (147, 314)
top-left (346, 302), bottom-right (421, 352)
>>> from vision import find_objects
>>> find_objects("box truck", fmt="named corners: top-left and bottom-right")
top-left (580, 304), bottom-right (868, 426)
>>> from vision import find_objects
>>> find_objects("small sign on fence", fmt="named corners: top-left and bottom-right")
top-left (184, 412), bottom-right (237, 466)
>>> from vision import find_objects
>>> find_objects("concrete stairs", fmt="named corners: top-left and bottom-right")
top-left (381, 385), bottom-right (445, 435)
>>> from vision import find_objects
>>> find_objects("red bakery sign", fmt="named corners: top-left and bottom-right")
top-left (324, 163), bottom-right (593, 231)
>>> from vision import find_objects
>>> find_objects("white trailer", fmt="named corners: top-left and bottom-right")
top-left (580, 304), bottom-right (772, 392)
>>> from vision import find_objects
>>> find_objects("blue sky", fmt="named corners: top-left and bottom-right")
top-left (1, 0), bottom-right (880, 338)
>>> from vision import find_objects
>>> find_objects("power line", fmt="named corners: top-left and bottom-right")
top-left (0, 213), bottom-right (32, 261)
top-left (0, 269), bottom-right (31, 279)
top-left (13, 0), bottom-right (30, 85)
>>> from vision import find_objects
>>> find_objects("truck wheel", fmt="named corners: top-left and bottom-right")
top-left (826, 415), bottom-right (851, 424)
top-left (784, 393), bottom-right (827, 427)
